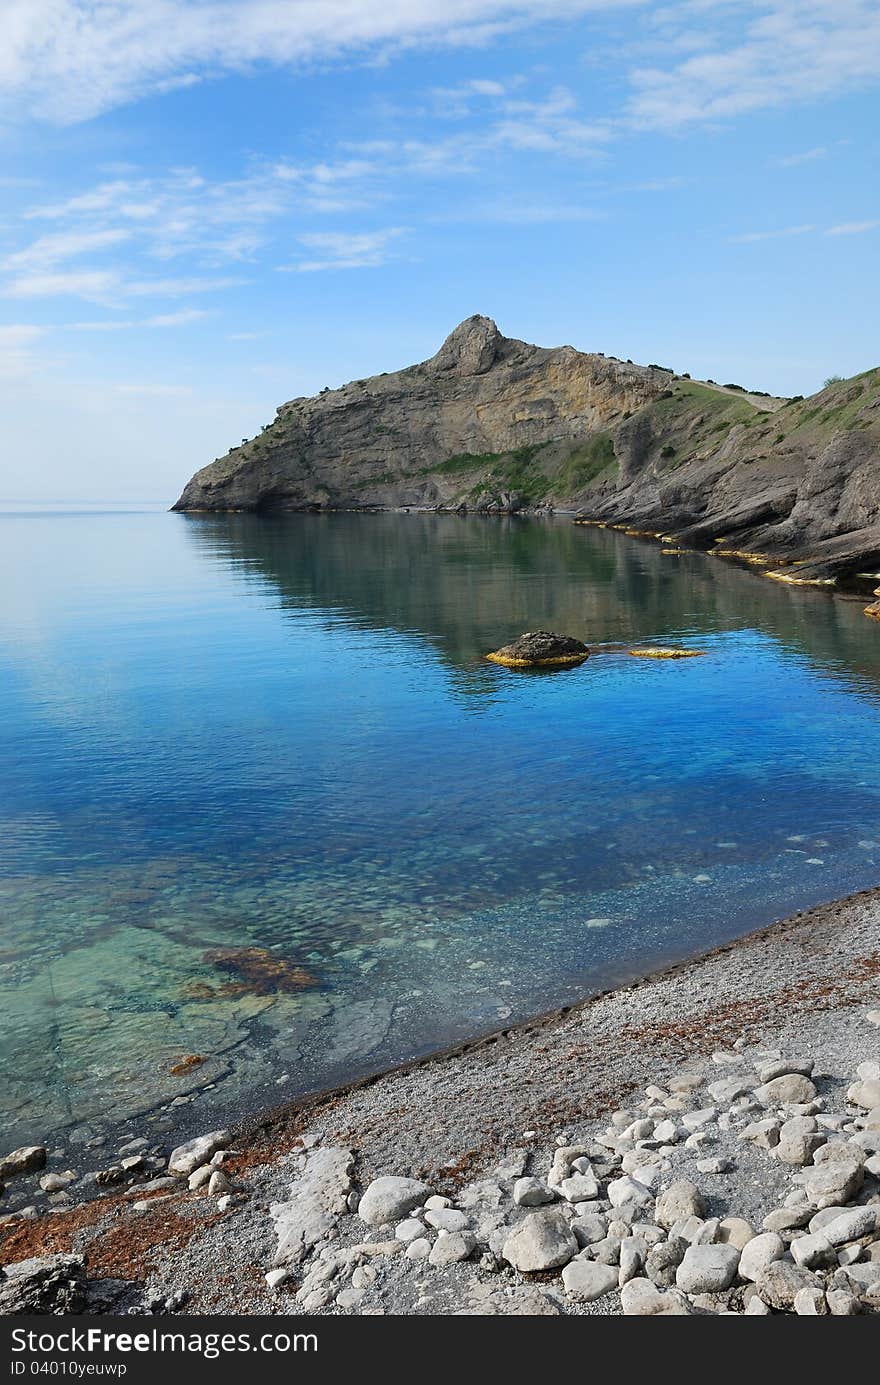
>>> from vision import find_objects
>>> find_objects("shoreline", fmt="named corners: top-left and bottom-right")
top-left (2, 879), bottom-right (879, 1313)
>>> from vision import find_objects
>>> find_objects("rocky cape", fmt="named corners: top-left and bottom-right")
top-left (173, 315), bottom-right (880, 581)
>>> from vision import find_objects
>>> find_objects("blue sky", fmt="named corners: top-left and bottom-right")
top-left (1, 1), bottom-right (879, 503)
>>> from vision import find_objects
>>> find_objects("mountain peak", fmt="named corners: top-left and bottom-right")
top-left (428, 314), bottom-right (503, 376)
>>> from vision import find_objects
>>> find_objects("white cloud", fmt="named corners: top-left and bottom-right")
top-left (285, 227), bottom-right (408, 272)
top-left (3, 227), bottom-right (130, 270)
top-left (825, 219), bottom-right (879, 235)
top-left (626, 2), bottom-right (880, 131)
top-left (777, 146), bottom-right (828, 167)
top-left (730, 224), bottom-right (815, 243)
top-left (0, 1), bottom-right (642, 125)
top-left (67, 307), bottom-right (208, 328)
top-left (3, 268), bottom-right (240, 301)
top-left (3, 269), bottom-right (120, 299)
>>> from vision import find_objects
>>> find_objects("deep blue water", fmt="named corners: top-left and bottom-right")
top-left (2, 509), bottom-right (880, 1150)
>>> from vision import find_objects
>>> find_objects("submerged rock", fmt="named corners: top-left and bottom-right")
top-left (628, 647), bottom-right (705, 660)
top-left (485, 631), bottom-right (589, 667)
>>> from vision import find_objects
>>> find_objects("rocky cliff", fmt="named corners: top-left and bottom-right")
top-left (173, 315), bottom-right (880, 580)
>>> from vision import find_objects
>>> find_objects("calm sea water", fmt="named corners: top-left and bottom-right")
top-left (3, 509), bottom-right (880, 1151)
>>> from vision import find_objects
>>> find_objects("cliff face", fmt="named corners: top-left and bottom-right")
top-left (173, 315), bottom-right (880, 579)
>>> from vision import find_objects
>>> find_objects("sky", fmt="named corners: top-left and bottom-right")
top-left (0, 1), bottom-right (878, 504)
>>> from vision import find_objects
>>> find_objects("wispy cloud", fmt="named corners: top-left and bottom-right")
top-left (777, 145), bottom-right (828, 167)
top-left (825, 219), bottom-right (879, 235)
top-left (284, 227), bottom-right (408, 273)
top-left (0, 1), bottom-right (643, 125)
top-left (626, 2), bottom-right (880, 131)
top-left (730, 224), bottom-right (815, 244)
top-left (3, 268), bottom-right (240, 302)
top-left (3, 228), bottom-right (130, 270)
top-left (67, 308), bottom-right (208, 329)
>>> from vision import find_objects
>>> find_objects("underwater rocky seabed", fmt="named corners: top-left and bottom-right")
top-left (1, 510), bottom-right (880, 1155)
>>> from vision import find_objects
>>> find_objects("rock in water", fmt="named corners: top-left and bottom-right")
top-left (628, 647), bottom-right (705, 659)
top-left (486, 631), bottom-right (589, 668)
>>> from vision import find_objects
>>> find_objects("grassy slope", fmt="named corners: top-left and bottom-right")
top-left (399, 368), bottom-right (880, 511)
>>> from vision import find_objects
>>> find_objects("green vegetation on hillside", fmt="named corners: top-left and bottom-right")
top-left (549, 433), bottom-right (617, 496)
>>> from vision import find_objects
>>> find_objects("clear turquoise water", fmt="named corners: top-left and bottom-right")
top-left (2, 509), bottom-right (880, 1150)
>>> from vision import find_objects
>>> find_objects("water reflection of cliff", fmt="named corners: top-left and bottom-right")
top-left (179, 511), bottom-right (880, 696)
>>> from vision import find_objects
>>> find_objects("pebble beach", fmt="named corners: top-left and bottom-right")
top-left (2, 882), bottom-right (880, 1316)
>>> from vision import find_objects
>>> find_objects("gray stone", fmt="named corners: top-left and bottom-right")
top-left (0, 1254), bottom-right (85, 1315)
top-left (696, 1157), bottom-right (730, 1174)
top-left (740, 1118), bottom-right (781, 1150)
top-left (794, 1286), bottom-right (828, 1315)
top-left (655, 1180), bottom-right (705, 1230)
top-left (513, 1177), bottom-right (555, 1207)
top-left (0, 1146), bottom-right (47, 1181)
top-left (790, 1232), bottom-right (836, 1268)
top-left (607, 1175), bottom-right (653, 1210)
top-left (847, 1078), bottom-right (880, 1109)
top-left (755, 1058), bottom-right (814, 1084)
top-left (358, 1176), bottom-right (430, 1227)
top-left (763, 1205), bottom-right (815, 1232)
top-left (424, 1207), bottom-right (468, 1233)
top-left (646, 1238), bottom-right (687, 1286)
top-left (755, 1260), bottom-right (821, 1311)
top-left (798, 1155), bottom-right (864, 1209)
top-left (272, 1147), bottom-right (355, 1267)
top-left (394, 1218), bottom-right (425, 1243)
top-left (618, 1235), bottom-right (647, 1286)
top-left (827, 1288), bottom-right (860, 1314)
top-left (428, 1231), bottom-right (476, 1266)
top-left (620, 1278), bottom-right (692, 1315)
top-left (561, 1259), bottom-right (618, 1300)
top-left (717, 1217), bottom-right (755, 1250)
top-left (755, 1074), bottom-right (817, 1105)
top-left (739, 1231), bottom-right (784, 1281)
top-left (501, 1208), bottom-right (578, 1272)
top-left (168, 1130), bottom-right (230, 1178)
top-left (707, 1077), bottom-right (753, 1104)
top-left (572, 1213), bottom-right (607, 1247)
top-left (675, 1243), bottom-right (740, 1293)
top-left (558, 1171), bottom-right (599, 1203)
top-left (405, 1238), bottom-right (431, 1261)
top-left (819, 1207), bottom-right (877, 1246)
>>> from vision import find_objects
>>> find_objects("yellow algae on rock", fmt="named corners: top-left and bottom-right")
top-left (628, 647), bottom-right (705, 659)
top-left (765, 571), bottom-right (836, 587)
top-left (865, 601), bottom-right (880, 622)
top-left (486, 630), bottom-right (590, 667)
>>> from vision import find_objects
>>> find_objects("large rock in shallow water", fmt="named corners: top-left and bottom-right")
top-left (486, 631), bottom-right (589, 667)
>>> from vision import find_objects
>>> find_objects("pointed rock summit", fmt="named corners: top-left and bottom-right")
top-left (428, 314), bottom-right (503, 376)
top-left (170, 319), bottom-right (880, 581)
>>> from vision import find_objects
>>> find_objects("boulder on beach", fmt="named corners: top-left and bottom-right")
top-left (485, 631), bottom-right (589, 667)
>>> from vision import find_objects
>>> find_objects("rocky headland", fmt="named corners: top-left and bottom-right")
top-left (3, 886), bottom-right (880, 1317)
top-left (173, 315), bottom-right (880, 588)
